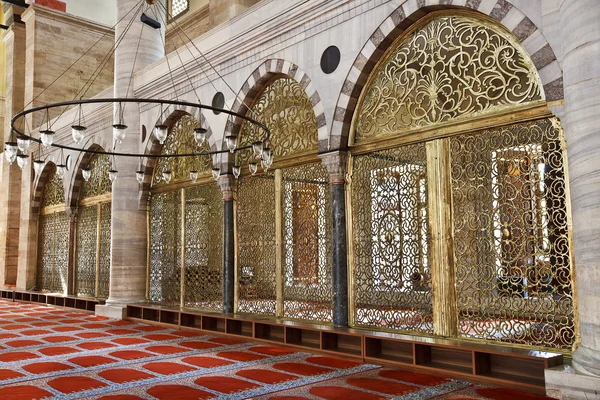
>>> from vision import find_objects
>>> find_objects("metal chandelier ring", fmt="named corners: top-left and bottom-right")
top-left (10, 97), bottom-right (271, 158)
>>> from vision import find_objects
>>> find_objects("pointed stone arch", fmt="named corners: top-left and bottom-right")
top-left (32, 161), bottom-right (62, 216)
top-left (69, 142), bottom-right (110, 209)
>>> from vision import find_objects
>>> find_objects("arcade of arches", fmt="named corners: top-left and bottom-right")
top-left (1, 1), bottom-right (599, 397)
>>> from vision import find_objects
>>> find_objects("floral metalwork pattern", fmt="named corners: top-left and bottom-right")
top-left (237, 174), bottom-right (277, 315)
top-left (451, 119), bottom-right (574, 349)
top-left (42, 166), bottom-right (65, 207)
top-left (81, 154), bottom-right (112, 198)
top-left (183, 184), bottom-right (223, 311)
top-left (37, 211), bottom-right (69, 294)
top-left (75, 205), bottom-right (98, 297)
top-left (355, 15), bottom-right (543, 143)
top-left (149, 190), bottom-right (182, 305)
top-left (351, 144), bottom-right (433, 333)
top-left (239, 77), bottom-right (318, 163)
top-left (153, 115), bottom-right (212, 187)
top-left (282, 163), bottom-right (332, 322)
top-left (98, 202), bottom-right (112, 299)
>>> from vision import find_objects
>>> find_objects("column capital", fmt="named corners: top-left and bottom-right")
top-left (319, 151), bottom-right (348, 184)
top-left (217, 175), bottom-right (236, 201)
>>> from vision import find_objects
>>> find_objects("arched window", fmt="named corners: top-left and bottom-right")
top-left (237, 76), bottom-right (332, 322)
top-left (148, 114), bottom-right (222, 310)
top-left (37, 164), bottom-right (69, 294)
top-left (169, 0), bottom-right (189, 20)
top-left (75, 153), bottom-right (112, 299)
top-left (349, 12), bottom-right (573, 349)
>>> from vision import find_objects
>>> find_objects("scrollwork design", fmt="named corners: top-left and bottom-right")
top-left (355, 15), bottom-right (542, 142)
top-left (81, 154), bottom-right (112, 198)
top-left (42, 166), bottom-right (65, 208)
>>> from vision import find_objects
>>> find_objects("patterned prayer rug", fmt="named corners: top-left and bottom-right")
top-left (0, 299), bottom-right (554, 399)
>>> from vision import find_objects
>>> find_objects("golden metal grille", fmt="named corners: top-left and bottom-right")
top-left (42, 166), bottom-right (65, 207)
top-left (237, 174), bottom-right (277, 315)
top-left (149, 190), bottom-right (182, 305)
top-left (351, 145), bottom-right (433, 333)
top-left (183, 184), bottom-right (223, 311)
top-left (282, 163), bottom-right (332, 322)
top-left (239, 77), bottom-right (318, 163)
top-left (354, 14), bottom-right (542, 143)
top-left (75, 206), bottom-right (98, 297)
top-left (81, 154), bottom-right (112, 198)
top-left (37, 211), bottom-right (69, 293)
top-left (153, 115), bottom-right (212, 187)
top-left (451, 119), bottom-right (574, 349)
top-left (98, 202), bottom-right (112, 299)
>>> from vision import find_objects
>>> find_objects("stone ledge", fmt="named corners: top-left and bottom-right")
top-left (95, 304), bottom-right (127, 320)
top-left (546, 363), bottom-right (600, 399)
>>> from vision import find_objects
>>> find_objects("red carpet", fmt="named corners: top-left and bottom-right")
top-left (0, 298), bottom-right (555, 399)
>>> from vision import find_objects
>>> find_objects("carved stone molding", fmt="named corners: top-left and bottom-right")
top-left (320, 151), bottom-right (348, 184)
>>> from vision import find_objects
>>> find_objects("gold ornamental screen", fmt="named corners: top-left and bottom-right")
top-left (451, 119), bottom-right (574, 349)
top-left (75, 206), bottom-right (98, 297)
top-left (350, 145), bottom-right (433, 333)
top-left (37, 211), bottom-right (69, 293)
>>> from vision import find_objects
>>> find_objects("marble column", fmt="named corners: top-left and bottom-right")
top-left (546, 0), bottom-right (600, 398)
top-left (321, 151), bottom-right (349, 327)
top-left (97, 0), bottom-right (165, 318)
top-left (0, 21), bottom-right (26, 288)
top-left (218, 175), bottom-right (235, 314)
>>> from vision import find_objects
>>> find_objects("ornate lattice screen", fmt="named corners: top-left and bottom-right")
top-left (451, 119), bottom-right (574, 349)
top-left (37, 212), bottom-right (69, 293)
top-left (183, 184), bottom-right (223, 311)
top-left (237, 174), bottom-right (277, 315)
top-left (98, 202), bottom-right (111, 298)
top-left (282, 163), bottom-right (332, 322)
top-left (351, 145), bottom-right (433, 332)
top-left (149, 190), bottom-right (182, 305)
top-left (75, 206), bottom-right (98, 297)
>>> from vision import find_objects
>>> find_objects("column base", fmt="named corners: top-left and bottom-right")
top-left (95, 304), bottom-right (127, 320)
top-left (546, 363), bottom-right (600, 399)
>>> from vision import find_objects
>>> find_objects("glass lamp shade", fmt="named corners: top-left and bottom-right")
top-left (162, 170), bottom-right (172, 184)
top-left (252, 141), bottom-right (263, 158)
top-left (82, 168), bottom-right (92, 182)
top-left (4, 142), bottom-right (18, 165)
top-left (56, 164), bottom-right (67, 179)
top-left (112, 124), bottom-right (127, 143)
top-left (194, 127), bottom-right (207, 146)
top-left (265, 152), bottom-right (274, 168)
top-left (233, 165), bottom-right (241, 178)
top-left (108, 169), bottom-right (118, 182)
top-left (262, 148), bottom-right (272, 162)
top-left (40, 130), bottom-right (55, 147)
top-left (261, 159), bottom-right (269, 171)
top-left (211, 167), bottom-right (220, 181)
top-left (154, 124), bottom-right (168, 144)
top-left (17, 154), bottom-right (29, 170)
top-left (136, 170), bottom-right (144, 184)
top-left (71, 125), bottom-right (87, 144)
top-left (17, 137), bottom-right (31, 153)
top-left (225, 135), bottom-right (237, 153)
top-left (248, 162), bottom-right (258, 176)
top-left (33, 160), bottom-right (45, 177)
top-left (189, 170), bottom-right (199, 183)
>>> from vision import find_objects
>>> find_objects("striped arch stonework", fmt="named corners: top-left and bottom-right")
top-left (331, 0), bottom-right (563, 149)
top-left (227, 59), bottom-right (328, 152)
top-left (138, 109), bottom-right (217, 210)
top-left (32, 162), bottom-right (60, 216)
top-left (68, 143), bottom-right (109, 209)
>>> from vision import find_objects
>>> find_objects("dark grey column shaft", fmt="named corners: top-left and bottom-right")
top-left (331, 183), bottom-right (348, 326)
top-left (223, 199), bottom-right (235, 314)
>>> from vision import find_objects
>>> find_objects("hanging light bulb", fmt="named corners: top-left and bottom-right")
top-left (252, 141), bottom-right (263, 158)
top-left (108, 169), bottom-right (118, 182)
top-left (189, 170), bottom-right (199, 183)
top-left (4, 142), bottom-right (18, 165)
top-left (33, 160), bottom-right (45, 177)
top-left (162, 170), bottom-right (172, 184)
top-left (112, 124), bottom-right (127, 143)
top-left (40, 130), bottom-right (55, 147)
top-left (248, 162), bottom-right (258, 176)
top-left (16, 154), bottom-right (29, 170)
top-left (225, 135), bottom-right (237, 153)
top-left (82, 168), bottom-right (92, 182)
top-left (136, 170), bottom-right (144, 184)
top-left (233, 165), bottom-right (241, 178)
top-left (194, 127), bottom-right (207, 146)
top-left (71, 125), bottom-right (87, 144)
top-left (17, 137), bottom-right (31, 153)
top-left (154, 124), bottom-right (168, 144)
top-left (56, 164), bottom-right (67, 179)
top-left (211, 167), bottom-right (220, 181)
